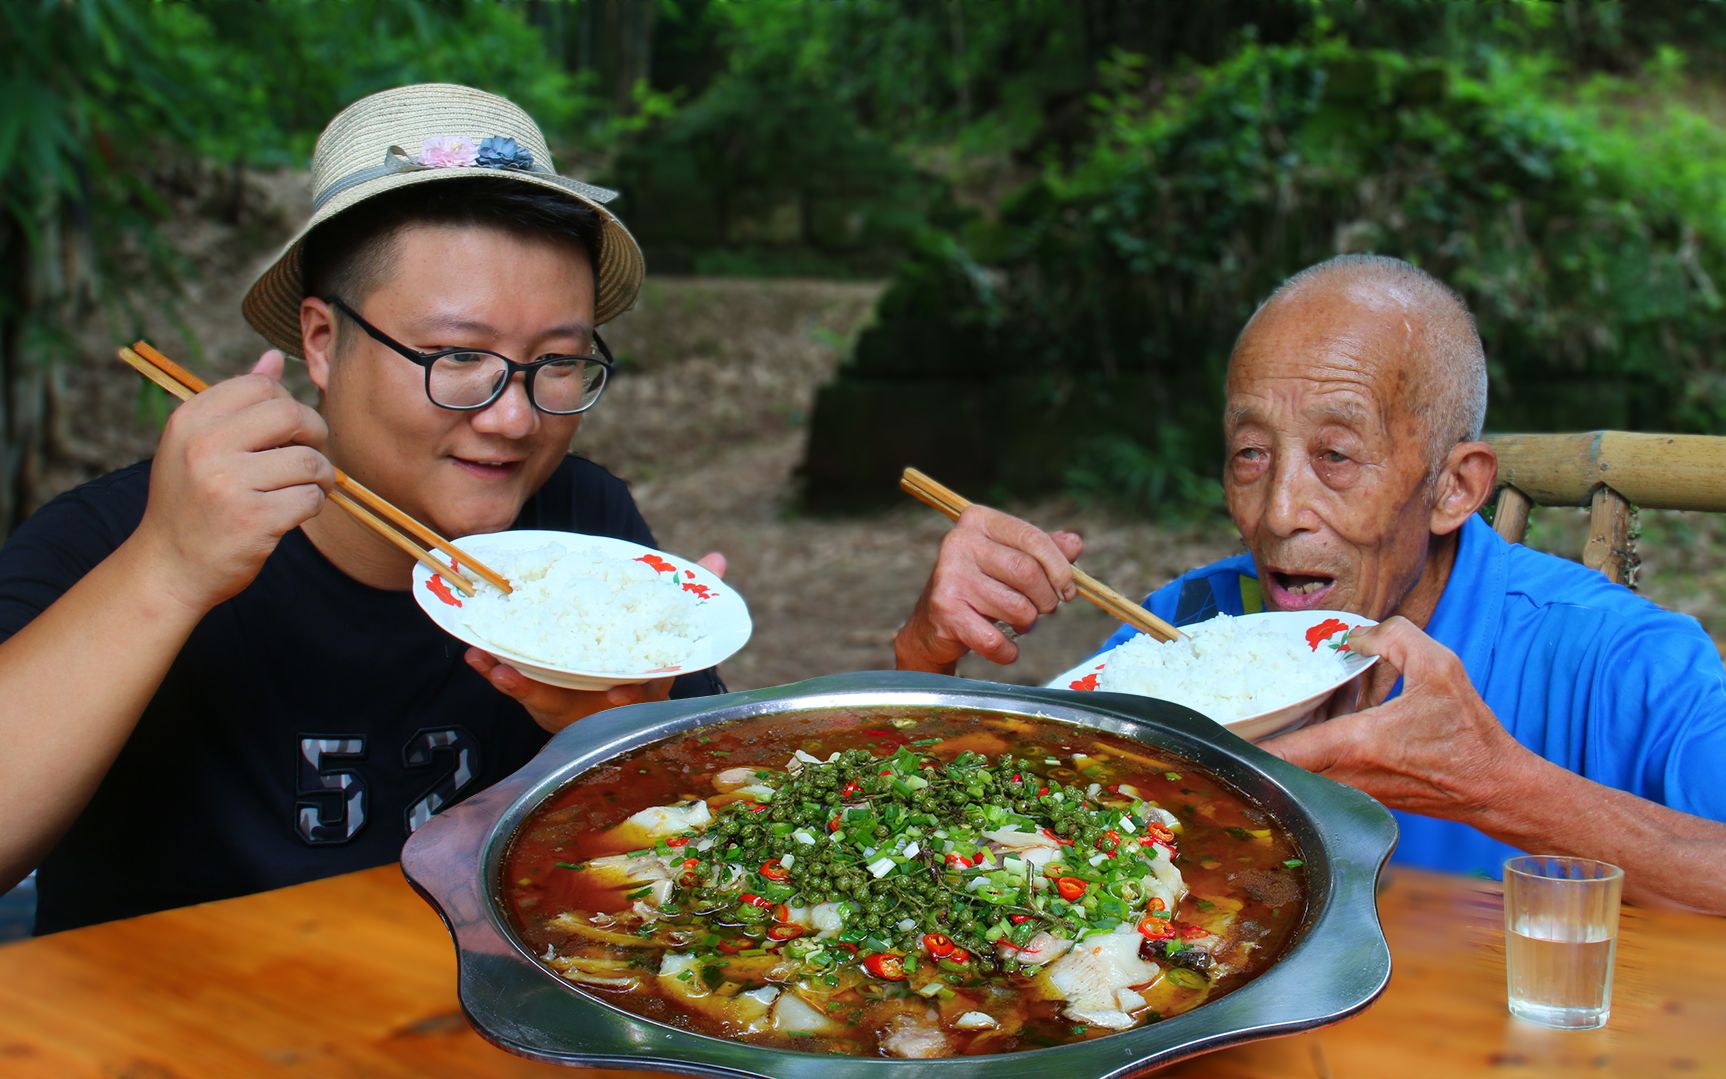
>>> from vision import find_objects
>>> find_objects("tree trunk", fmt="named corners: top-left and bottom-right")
top-left (948, 0), bottom-right (969, 123)
top-left (0, 184), bottom-right (88, 534)
top-left (0, 213), bottom-right (23, 535)
top-left (614, 0), bottom-right (656, 113)
top-left (0, 285), bottom-right (46, 536)
top-left (221, 159), bottom-right (246, 225)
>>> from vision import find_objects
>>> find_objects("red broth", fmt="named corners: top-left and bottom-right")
top-left (500, 708), bottom-right (1306, 1057)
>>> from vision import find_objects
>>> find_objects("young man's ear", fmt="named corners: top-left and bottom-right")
top-left (300, 297), bottom-right (337, 392)
top-left (1430, 441), bottom-right (1498, 536)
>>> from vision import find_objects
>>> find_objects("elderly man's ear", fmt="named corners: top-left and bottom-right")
top-left (1429, 442), bottom-right (1498, 537)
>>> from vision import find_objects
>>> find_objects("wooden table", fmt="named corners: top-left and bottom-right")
top-left (0, 865), bottom-right (1717, 1078)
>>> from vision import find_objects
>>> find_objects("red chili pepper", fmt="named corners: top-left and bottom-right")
top-left (840, 780), bottom-right (861, 798)
top-left (945, 853), bottom-right (970, 868)
top-left (682, 858), bottom-right (701, 868)
top-left (921, 933), bottom-right (955, 958)
top-left (1149, 897), bottom-right (1167, 912)
top-left (677, 871), bottom-right (699, 887)
top-left (759, 860), bottom-right (790, 882)
top-left (1012, 773), bottom-right (1022, 783)
top-left (738, 893), bottom-right (772, 909)
top-left (716, 937), bottom-right (754, 954)
top-left (1097, 830), bottom-right (1122, 852)
top-left (1137, 916), bottom-right (1176, 941)
top-left (833, 941), bottom-right (859, 955)
top-left (1038, 787), bottom-right (1050, 797)
top-left (1143, 822), bottom-right (1175, 846)
top-left (1040, 827), bottom-right (1074, 847)
top-left (1009, 914), bottom-right (1031, 924)
top-left (750, 804), bottom-right (769, 813)
top-left (772, 903), bottom-right (793, 923)
top-left (767, 924), bottom-right (806, 941)
top-left (878, 770), bottom-right (893, 777)
top-left (1056, 876), bottom-right (1087, 901)
top-left (944, 948), bottom-right (971, 966)
top-left (863, 953), bottom-right (907, 981)
top-left (1105, 784), bottom-right (1121, 794)
top-left (828, 816), bottom-right (843, 833)
top-left (666, 836), bottom-right (689, 847)
top-left (1178, 922), bottom-right (1210, 941)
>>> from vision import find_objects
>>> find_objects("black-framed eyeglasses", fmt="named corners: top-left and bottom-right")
top-left (326, 296), bottom-right (613, 415)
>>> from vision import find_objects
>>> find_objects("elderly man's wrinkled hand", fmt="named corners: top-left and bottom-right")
top-left (894, 506), bottom-right (1083, 673)
top-left (1259, 616), bottom-right (1531, 820)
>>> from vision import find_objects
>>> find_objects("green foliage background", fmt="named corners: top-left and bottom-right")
top-left (2, 0), bottom-right (1723, 526)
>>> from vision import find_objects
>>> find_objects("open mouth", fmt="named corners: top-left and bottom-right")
top-left (452, 457), bottom-right (524, 479)
top-left (1265, 570), bottom-right (1337, 610)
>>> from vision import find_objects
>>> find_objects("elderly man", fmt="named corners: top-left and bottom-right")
top-left (0, 84), bottom-right (724, 931)
top-left (896, 254), bottom-right (1726, 912)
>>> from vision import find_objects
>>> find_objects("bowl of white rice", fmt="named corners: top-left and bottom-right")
top-left (1046, 611), bottom-right (1378, 741)
top-left (411, 531), bottom-right (751, 691)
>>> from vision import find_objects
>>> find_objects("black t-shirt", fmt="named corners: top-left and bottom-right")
top-left (0, 455), bottom-right (723, 933)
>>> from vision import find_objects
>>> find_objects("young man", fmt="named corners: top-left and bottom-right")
top-left (895, 255), bottom-right (1726, 913)
top-left (0, 84), bottom-right (724, 932)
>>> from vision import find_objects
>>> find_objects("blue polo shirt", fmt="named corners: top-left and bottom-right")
top-left (1097, 514), bottom-right (1726, 877)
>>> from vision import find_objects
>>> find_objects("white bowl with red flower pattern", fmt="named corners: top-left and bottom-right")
top-left (412, 531), bottom-right (750, 691)
top-left (1046, 610), bottom-right (1379, 742)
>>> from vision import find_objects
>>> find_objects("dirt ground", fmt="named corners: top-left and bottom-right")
top-left (46, 172), bottom-right (1726, 690)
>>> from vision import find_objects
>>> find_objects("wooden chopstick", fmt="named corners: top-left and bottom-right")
top-left (119, 344), bottom-right (482, 596)
top-left (126, 343), bottom-right (516, 595)
top-left (138, 341), bottom-right (517, 595)
top-left (119, 343), bottom-right (511, 597)
top-left (900, 467), bottom-right (1184, 643)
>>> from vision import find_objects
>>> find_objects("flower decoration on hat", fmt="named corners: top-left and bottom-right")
top-left (410, 135), bottom-right (533, 172)
top-left (475, 136), bottom-right (534, 170)
top-left (418, 135), bottom-right (477, 168)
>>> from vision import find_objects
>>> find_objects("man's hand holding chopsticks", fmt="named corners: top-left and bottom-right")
top-left (894, 505), bottom-right (1082, 675)
top-left (131, 350), bottom-right (334, 615)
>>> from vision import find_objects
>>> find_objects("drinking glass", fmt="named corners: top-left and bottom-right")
top-left (1503, 855), bottom-right (1624, 1030)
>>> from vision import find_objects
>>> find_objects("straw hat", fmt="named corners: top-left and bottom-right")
top-left (242, 83), bottom-right (643, 356)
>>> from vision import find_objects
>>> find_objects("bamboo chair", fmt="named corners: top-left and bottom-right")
top-left (1486, 432), bottom-right (1726, 585)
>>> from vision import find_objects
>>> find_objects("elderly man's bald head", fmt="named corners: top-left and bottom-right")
top-left (1234, 254), bottom-right (1488, 468)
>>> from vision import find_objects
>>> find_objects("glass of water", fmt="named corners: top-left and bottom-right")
top-left (1503, 855), bottom-right (1624, 1030)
